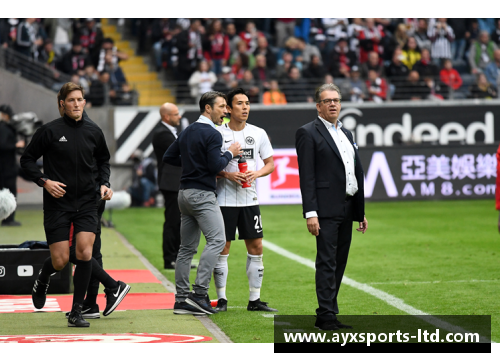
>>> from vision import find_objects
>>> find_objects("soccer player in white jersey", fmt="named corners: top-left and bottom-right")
top-left (213, 88), bottom-right (278, 312)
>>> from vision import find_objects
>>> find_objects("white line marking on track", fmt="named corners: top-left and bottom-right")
top-left (262, 239), bottom-right (495, 343)
top-left (116, 231), bottom-right (232, 343)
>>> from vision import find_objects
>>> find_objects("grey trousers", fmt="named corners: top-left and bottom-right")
top-left (175, 189), bottom-right (226, 302)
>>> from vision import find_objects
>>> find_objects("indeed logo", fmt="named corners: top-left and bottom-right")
top-left (339, 109), bottom-right (494, 146)
top-left (241, 148), bottom-right (254, 159)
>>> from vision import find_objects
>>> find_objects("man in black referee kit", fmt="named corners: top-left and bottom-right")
top-left (164, 91), bottom-right (241, 315)
top-left (21, 82), bottom-right (115, 327)
top-left (54, 93), bottom-right (130, 321)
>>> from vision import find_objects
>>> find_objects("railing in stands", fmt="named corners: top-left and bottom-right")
top-left (0, 46), bottom-right (71, 91)
top-left (0, 47), bottom-right (138, 106)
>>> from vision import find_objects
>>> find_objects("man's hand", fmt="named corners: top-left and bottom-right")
top-left (244, 170), bottom-right (260, 185)
top-left (100, 185), bottom-right (113, 201)
top-left (44, 180), bottom-right (66, 198)
top-left (356, 216), bottom-right (368, 234)
top-left (223, 171), bottom-right (246, 185)
top-left (307, 217), bottom-right (320, 236)
top-left (228, 142), bottom-right (242, 157)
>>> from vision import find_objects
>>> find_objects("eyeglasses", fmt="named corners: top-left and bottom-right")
top-left (320, 98), bottom-right (341, 105)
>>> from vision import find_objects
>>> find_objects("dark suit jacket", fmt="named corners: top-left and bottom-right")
top-left (295, 117), bottom-right (365, 222)
top-left (152, 123), bottom-right (182, 192)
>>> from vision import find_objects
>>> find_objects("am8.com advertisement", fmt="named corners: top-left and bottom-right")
top-left (256, 145), bottom-right (497, 204)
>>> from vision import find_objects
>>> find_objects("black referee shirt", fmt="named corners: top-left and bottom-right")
top-left (20, 114), bottom-right (110, 212)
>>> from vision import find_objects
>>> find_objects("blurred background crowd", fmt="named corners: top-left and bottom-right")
top-left (2, 18), bottom-right (500, 105)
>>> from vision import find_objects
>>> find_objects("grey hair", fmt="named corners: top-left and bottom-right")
top-left (315, 83), bottom-right (342, 103)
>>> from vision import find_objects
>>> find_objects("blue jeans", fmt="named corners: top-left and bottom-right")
top-left (153, 41), bottom-right (171, 69)
top-left (450, 39), bottom-right (466, 61)
top-left (130, 177), bottom-right (156, 204)
top-left (211, 59), bottom-right (223, 75)
top-left (140, 178), bottom-right (155, 202)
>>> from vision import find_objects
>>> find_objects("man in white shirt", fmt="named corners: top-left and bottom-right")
top-left (295, 83), bottom-right (368, 331)
top-left (213, 88), bottom-right (278, 312)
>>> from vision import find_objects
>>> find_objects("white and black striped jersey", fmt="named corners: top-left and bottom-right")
top-left (428, 23), bottom-right (455, 59)
top-left (216, 122), bottom-right (273, 207)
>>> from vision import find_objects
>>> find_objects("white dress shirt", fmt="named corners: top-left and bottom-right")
top-left (196, 115), bottom-right (216, 128)
top-left (305, 117), bottom-right (358, 219)
top-left (161, 121), bottom-right (178, 139)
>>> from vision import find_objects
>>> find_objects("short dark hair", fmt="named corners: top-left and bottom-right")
top-left (199, 91), bottom-right (226, 113)
top-left (226, 88), bottom-right (248, 109)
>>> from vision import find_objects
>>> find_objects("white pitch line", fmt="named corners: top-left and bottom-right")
top-left (369, 279), bottom-right (500, 285)
top-left (262, 239), bottom-right (494, 343)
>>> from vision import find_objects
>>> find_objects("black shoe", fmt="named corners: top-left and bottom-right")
top-left (103, 281), bottom-right (131, 316)
top-left (247, 299), bottom-right (278, 312)
top-left (68, 303), bottom-right (90, 327)
top-left (334, 319), bottom-right (353, 329)
top-left (164, 261), bottom-right (196, 270)
top-left (32, 270), bottom-right (49, 309)
top-left (215, 298), bottom-right (227, 312)
top-left (314, 319), bottom-right (340, 331)
top-left (65, 304), bottom-right (100, 319)
top-left (185, 292), bottom-right (217, 315)
top-left (1, 220), bottom-right (21, 226)
top-left (173, 301), bottom-right (206, 315)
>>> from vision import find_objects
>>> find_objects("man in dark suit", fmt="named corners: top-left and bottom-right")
top-left (152, 103), bottom-right (183, 269)
top-left (295, 83), bottom-right (368, 331)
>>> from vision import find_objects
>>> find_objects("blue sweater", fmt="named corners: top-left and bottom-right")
top-left (163, 119), bottom-right (233, 192)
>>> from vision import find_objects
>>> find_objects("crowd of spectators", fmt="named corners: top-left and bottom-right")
top-left (3, 19), bottom-right (500, 106)
top-left (0, 18), bottom-right (134, 105)
top-left (138, 18), bottom-right (500, 103)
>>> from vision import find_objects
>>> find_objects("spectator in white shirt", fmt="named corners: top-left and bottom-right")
top-left (188, 60), bottom-right (217, 103)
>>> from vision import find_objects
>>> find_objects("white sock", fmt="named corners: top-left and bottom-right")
top-left (246, 253), bottom-right (264, 301)
top-left (213, 254), bottom-right (229, 300)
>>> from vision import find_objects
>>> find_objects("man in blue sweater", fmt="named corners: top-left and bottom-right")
top-left (163, 91), bottom-right (241, 315)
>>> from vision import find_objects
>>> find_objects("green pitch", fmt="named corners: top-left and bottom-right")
top-left (112, 200), bottom-right (500, 343)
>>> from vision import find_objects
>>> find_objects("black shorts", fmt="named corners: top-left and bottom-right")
top-left (220, 205), bottom-right (263, 241)
top-left (43, 208), bottom-right (98, 245)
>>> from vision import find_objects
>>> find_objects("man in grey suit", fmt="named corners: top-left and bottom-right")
top-left (152, 103), bottom-right (184, 269)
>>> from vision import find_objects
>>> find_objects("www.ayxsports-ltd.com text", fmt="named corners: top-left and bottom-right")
top-left (283, 329), bottom-right (479, 345)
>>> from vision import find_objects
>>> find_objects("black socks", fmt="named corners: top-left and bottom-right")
top-left (72, 259), bottom-right (92, 306)
top-left (90, 257), bottom-right (118, 290)
top-left (39, 257), bottom-right (58, 283)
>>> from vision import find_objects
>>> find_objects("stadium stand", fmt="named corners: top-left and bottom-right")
top-left (2, 18), bottom-right (500, 105)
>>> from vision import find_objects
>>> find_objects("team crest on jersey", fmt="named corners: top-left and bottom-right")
top-left (245, 136), bottom-right (255, 145)
top-left (240, 148), bottom-right (254, 159)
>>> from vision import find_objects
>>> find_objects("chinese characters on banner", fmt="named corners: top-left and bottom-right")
top-left (256, 146), bottom-right (497, 205)
top-left (362, 147), bottom-right (497, 201)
